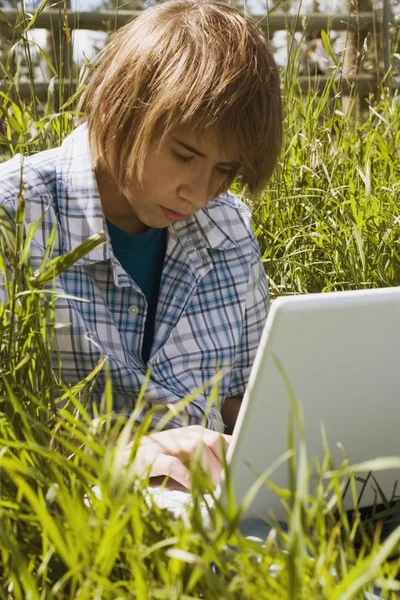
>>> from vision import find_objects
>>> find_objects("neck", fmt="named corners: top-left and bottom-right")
top-left (95, 164), bottom-right (148, 234)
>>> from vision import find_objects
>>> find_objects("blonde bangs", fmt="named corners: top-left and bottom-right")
top-left (78, 0), bottom-right (282, 198)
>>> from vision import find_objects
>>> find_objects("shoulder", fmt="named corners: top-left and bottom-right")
top-left (0, 148), bottom-right (59, 210)
top-left (199, 190), bottom-right (256, 252)
top-left (207, 190), bottom-right (252, 226)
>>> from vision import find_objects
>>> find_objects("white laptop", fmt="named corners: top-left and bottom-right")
top-left (217, 286), bottom-right (400, 521)
top-left (90, 286), bottom-right (399, 525)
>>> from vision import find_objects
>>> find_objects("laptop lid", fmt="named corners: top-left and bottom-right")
top-left (218, 287), bottom-right (400, 521)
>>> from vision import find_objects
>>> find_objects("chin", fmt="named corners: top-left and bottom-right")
top-left (141, 215), bottom-right (169, 230)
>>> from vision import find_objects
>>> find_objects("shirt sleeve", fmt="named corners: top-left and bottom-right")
top-left (226, 232), bottom-right (270, 398)
top-left (0, 155), bottom-right (21, 305)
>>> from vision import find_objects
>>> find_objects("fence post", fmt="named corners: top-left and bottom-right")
top-left (343, 0), bottom-right (373, 114)
top-left (382, 0), bottom-right (392, 77)
top-left (46, 0), bottom-right (72, 106)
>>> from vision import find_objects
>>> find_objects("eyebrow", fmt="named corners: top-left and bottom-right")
top-left (172, 138), bottom-right (240, 167)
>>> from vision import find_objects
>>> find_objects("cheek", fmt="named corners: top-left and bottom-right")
top-left (142, 159), bottom-right (180, 193)
top-left (211, 173), bottom-right (228, 197)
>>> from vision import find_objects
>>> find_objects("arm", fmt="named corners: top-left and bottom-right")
top-left (225, 232), bottom-right (269, 430)
top-left (221, 395), bottom-right (242, 435)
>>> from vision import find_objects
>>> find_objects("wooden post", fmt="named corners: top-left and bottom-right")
top-left (312, 0), bottom-right (320, 12)
top-left (46, 0), bottom-right (72, 105)
top-left (342, 0), bottom-right (373, 115)
top-left (382, 0), bottom-right (392, 76)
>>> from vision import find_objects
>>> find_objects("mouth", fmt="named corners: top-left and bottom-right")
top-left (160, 206), bottom-right (190, 223)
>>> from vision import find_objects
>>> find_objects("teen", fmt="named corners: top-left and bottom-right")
top-left (0, 0), bottom-right (282, 487)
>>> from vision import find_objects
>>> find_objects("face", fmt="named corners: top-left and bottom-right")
top-left (98, 127), bottom-right (241, 234)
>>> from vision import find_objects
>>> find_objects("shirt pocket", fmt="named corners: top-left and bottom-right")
top-left (52, 295), bottom-right (102, 385)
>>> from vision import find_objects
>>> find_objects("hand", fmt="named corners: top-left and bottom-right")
top-left (126, 425), bottom-right (231, 489)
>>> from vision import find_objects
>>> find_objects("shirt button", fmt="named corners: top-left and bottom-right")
top-left (128, 305), bottom-right (139, 316)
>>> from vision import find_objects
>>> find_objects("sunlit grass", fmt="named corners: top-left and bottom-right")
top-left (255, 61), bottom-right (400, 296)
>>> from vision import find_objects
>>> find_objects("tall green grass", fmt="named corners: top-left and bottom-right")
top-left (255, 67), bottom-right (400, 296)
top-left (0, 2), bottom-right (400, 598)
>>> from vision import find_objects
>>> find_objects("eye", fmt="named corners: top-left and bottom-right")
top-left (172, 150), bottom-right (193, 163)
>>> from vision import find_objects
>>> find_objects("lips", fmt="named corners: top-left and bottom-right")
top-left (160, 206), bottom-right (190, 223)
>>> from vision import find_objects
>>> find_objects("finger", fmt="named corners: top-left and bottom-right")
top-left (202, 431), bottom-right (230, 464)
top-left (151, 454), bottom-right (192, 490)
top-left (198, 443), bottom-right (224, 486)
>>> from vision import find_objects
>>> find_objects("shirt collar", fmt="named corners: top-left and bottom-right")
top-left (56, 124), bottom-right (239, 265)
top-left (56, 123), bottom-right (110, 264)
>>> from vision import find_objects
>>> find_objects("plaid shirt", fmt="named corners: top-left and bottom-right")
top-left (0, 125), bottom-right (269, 431)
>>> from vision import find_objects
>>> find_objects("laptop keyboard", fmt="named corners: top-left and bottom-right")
top-left (146, 487), bottom-right (213, 525)
top-left (86, 485), bottom-right (213, 524)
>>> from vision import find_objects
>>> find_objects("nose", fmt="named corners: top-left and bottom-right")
top-left (177, 170), bottom-right (213, 210)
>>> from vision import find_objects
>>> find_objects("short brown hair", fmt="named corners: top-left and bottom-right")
top-left (78, 0), bottom-right (282, 198)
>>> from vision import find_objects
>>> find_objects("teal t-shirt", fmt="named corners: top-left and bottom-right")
top-left (106, 220), bottom-right (167, 363)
